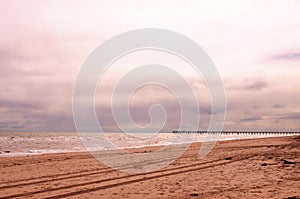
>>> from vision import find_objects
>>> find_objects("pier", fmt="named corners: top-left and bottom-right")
top-left (172, 130), bottom-right (300, 135)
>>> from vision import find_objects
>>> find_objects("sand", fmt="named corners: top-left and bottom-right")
top-left (0, 136), bottom-right (299, 199)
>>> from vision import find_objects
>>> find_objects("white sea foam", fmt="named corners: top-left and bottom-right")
top-left (0, 132), bottom-right (293, 157)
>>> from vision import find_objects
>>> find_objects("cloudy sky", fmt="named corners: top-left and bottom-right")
top-left (1, 0), bottom-right (300, 132)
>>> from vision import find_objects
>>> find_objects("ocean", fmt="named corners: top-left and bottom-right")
top-left (0, 132), bottom-right (297, 157)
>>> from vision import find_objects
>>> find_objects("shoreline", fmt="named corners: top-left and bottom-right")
top-left (0, 132), bottom-right (297, 158)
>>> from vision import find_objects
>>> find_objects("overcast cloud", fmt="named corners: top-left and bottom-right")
top-left (1, 0), bottom-right (300, 132)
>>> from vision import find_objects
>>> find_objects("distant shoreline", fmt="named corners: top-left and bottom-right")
top-left (0, 132), bottom-right (298, 158)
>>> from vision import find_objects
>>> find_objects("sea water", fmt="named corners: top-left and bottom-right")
top-left (0, 132), bottom-right (296, 157)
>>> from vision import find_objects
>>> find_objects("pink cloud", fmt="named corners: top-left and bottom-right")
top-left (1, 0), bottom-right (300, 132)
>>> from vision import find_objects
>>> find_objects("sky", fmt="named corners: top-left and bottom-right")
top-left (0, 0), bottom-right (300, 132)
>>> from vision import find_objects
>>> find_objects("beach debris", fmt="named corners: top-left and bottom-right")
top-left (282, 159), bottom-right (296, 165)
top-left (261, 163), bottom-right (268, 166)
top-left (283, 196), bottom-right (300, 199)
top-left (13, 163), bottom-right (22, 166)
top-left (293, 136), bottom-right (300, 142)
top-left (190, 193), bottom-right (199, 197)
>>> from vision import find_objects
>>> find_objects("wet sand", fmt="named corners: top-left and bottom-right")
top-left (0, 136), bottom-right (299, 199)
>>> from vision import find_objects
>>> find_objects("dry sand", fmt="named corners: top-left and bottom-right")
top-left (0, 136), bottom-right (299, 199)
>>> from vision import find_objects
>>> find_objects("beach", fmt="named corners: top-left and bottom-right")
top-left (0, 135), bottom-right (299, 198)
